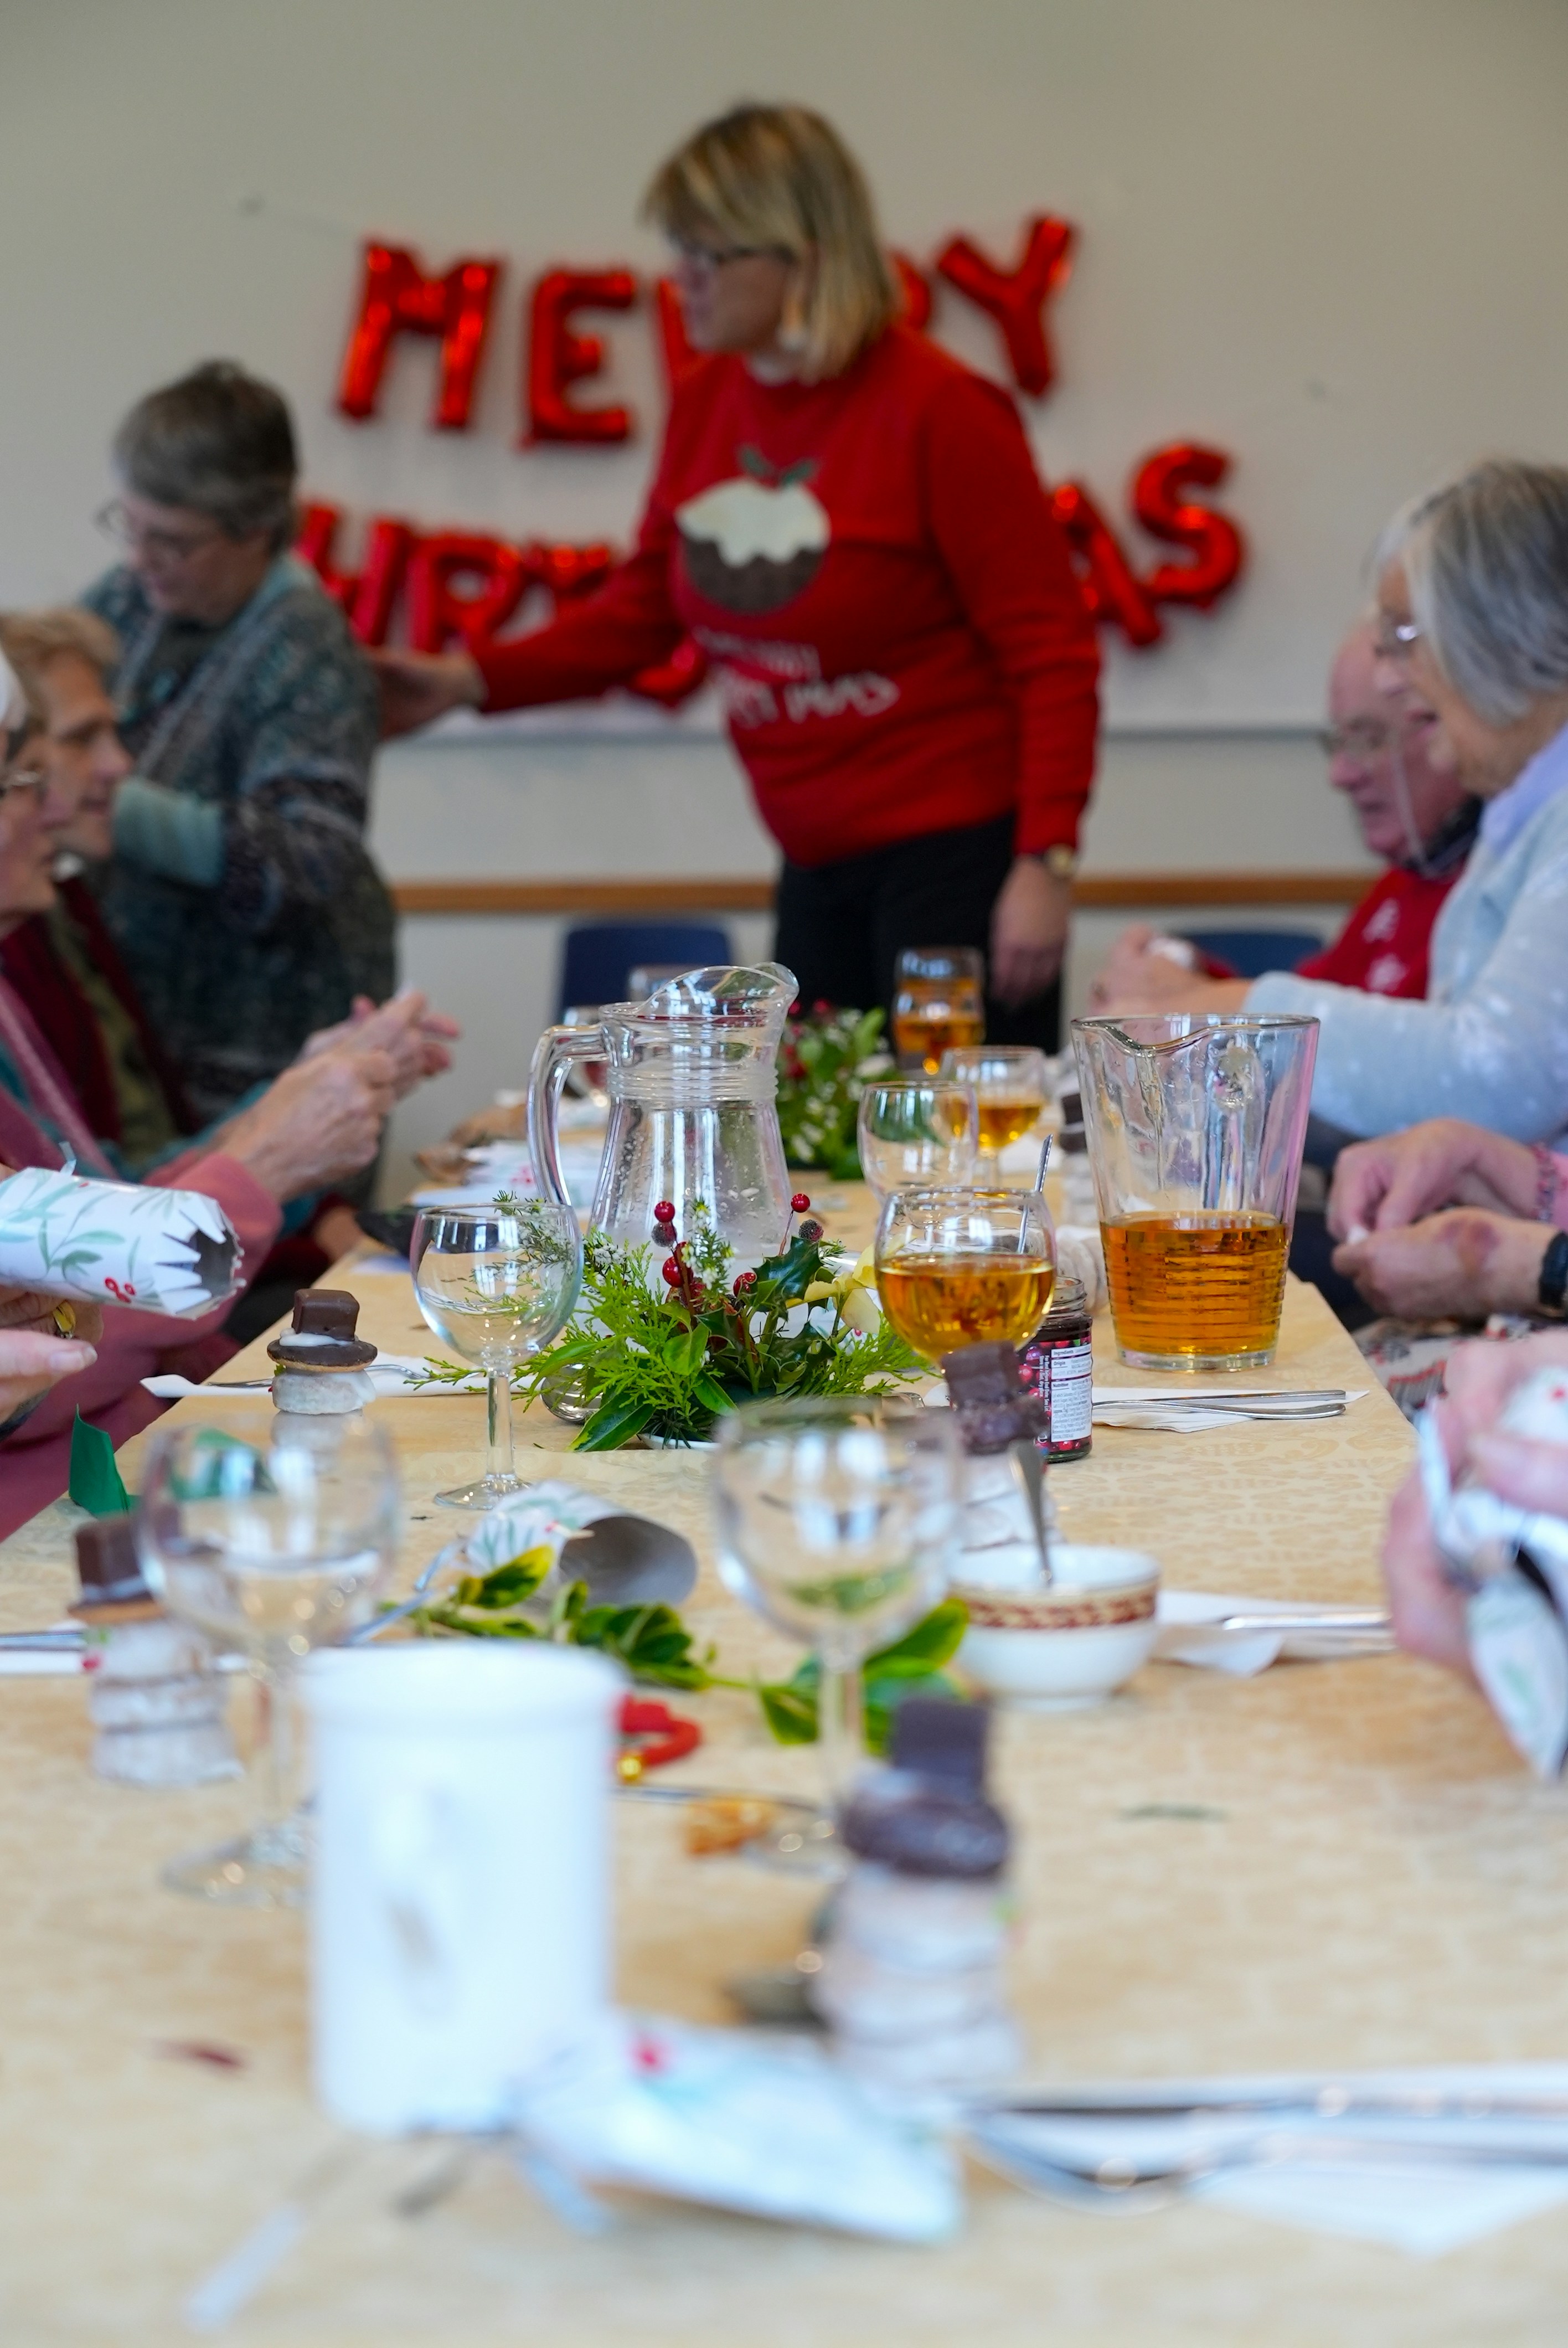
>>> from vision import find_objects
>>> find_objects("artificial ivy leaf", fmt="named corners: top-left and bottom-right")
top-left (574, 1398), bottom-right (656, 1451)
top-left (757, 1681), bottom-right (819, 1744)
top-left (865, 1598), bottom-right (969, 1675)
top-left (657, 1320), bottom-right (704, 1376)
top-left (473, 1547), bottom-right (553, 1606)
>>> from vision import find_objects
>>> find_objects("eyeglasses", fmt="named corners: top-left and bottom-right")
top-left (1319, 722), bottom-right (1399, 761)
top-left (669, 239), bottom-right (792, 274)
top-left (1373, 617), bottom-right (1422, 662)
top-left (95, 500), bottom-right (225, 563)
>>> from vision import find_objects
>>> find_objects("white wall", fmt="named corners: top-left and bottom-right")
top-left (3, 0), bottom-right (1565, 1182)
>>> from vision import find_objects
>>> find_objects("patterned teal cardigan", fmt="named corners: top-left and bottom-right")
top-left (82, 557), bottom-right (396, 1126)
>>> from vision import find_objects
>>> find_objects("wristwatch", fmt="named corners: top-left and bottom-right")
top-left (1538, 1229), bottom-right (1568, 1316)
top-left (1039, 845), bottom-right (1079, 882)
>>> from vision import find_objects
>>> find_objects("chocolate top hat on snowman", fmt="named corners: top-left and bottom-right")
top-left (267, 1289), bottom-right (379, 1373)
top-left (940, 1338), bottom-right (1044, 1455)
top-left (70, 1515), bottom-right (159, 1620)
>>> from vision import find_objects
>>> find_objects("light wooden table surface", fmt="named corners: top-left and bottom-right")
top-left (3, 1198), bottom-right (1566, 2346)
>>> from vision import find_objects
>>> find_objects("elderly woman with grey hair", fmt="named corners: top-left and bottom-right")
top-left (82, 361), bottom-right (395, 1123)
top-left (1093, 459), bottom-right (1568, 1151)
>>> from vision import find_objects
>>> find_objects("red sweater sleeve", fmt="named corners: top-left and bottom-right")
top-left (473, 484), bottom-right (684, 713)
top-left (920, 374), bottom-right (1100, 856)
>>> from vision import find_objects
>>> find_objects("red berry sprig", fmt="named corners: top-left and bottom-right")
top-left (653, 1202), bottom-right (676, 1223)
top-left (652, 1199), bottom-right (678, 1248)
top-left (661, 1257), bottom-right (684, 1287)
top-left (733, 1269), bottom-right (758, 1297)
top-left (780, 1188), bottom-right (815, 1251)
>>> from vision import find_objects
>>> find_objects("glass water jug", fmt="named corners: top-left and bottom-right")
top-left (527, 964), bottom-right (798, 1266)
top-left (1072, 1012), bottom-right (1319, 1371)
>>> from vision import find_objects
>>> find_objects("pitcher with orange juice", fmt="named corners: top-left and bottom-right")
top-left (1071, 1013), bottom-right (1318, 1371)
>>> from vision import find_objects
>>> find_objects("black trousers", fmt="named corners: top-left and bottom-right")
top-left (772, 813), bottom-right (1061, 1051)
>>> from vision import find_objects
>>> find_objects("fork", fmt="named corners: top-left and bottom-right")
top-left (345, 1541), bottom-right (463, 1645)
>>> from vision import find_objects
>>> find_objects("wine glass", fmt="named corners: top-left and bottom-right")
top-left (137, 1413), bottom-right (399, 1907)
top-left (891, 946), bottom-right (985, 1074)
top-left (714, 1396), bottom-right (960, 1821)
top-left (411, 1200), bottom-right (582, 1507)
top-left (857, 1077), bottom-right (978, 1201)
top-left (874, 1187), bottom-right (1056, 1362)
top-left (939, 1046), bottom-right (1051, 1183)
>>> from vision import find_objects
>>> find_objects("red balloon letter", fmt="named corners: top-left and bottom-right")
top-left (890, 252), bottom-right (932, 333)
top-left (1049, 482), bottom-right (1163, 647)
top-left (1132, 442), bottom-right (1246, 607)
top-left (525, 269), bottom-right (637, 444)
top-left (296, 502), bottom-right (414, 646)
top-left (630, 636), bottom-right (709, 707)
top-left (336, 243), bottom-right (502, 430)
top-left (936, 217), bottom-right (1075, 397)
top-left (404, 533), bottom-right (529, 653)
top-left (521, 539), bottom-right (617, 601)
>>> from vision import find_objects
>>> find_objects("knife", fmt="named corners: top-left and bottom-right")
top-left (978, 2084), bottom-right (1568, 2122)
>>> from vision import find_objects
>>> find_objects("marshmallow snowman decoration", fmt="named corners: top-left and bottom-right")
top-left (677, 445), bottom-right (830, 615)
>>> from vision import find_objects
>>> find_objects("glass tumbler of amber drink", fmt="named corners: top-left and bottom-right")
top-left (874, 1187), bottom-right (1056, 1362)
top-left (892, 947), bottom-right (986, 1074)
top-left (939, 1044), bottom-right (1050, 1182)
top-left (1071, 1013), bottom-right (1319, 1372)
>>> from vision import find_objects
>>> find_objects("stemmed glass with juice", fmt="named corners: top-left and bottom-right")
top-left (874, 1187), bottom-right (1056, 1361)
top-left (891, 948), bottom-right (985, 1075)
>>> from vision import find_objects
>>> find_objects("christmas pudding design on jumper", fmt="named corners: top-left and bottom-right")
top-left (676, 446), bottom-right (829, 615)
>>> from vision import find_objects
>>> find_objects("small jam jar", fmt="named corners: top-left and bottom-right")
top-left (1021, 1276), bottom-right (1094, 1461)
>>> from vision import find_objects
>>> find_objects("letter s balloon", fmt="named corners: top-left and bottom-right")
top-left (1132, 442), bottom-right (1246, 607)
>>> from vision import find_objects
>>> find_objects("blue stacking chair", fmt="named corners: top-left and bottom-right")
top-left (556, 921), bottom-right (734, 1017)
top-left (1179, 926), bottom-right (1325, 981)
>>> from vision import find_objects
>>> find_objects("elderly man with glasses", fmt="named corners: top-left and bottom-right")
top-left (1095, 616), bottom-right (1478, 1015)
top-left (1091, 461), bottom-right (1568, 1158)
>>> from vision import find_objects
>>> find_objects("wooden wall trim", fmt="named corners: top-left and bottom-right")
top-left (390, 871), bottom-right (1374, 918)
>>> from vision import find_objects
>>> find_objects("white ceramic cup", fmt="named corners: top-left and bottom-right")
top-left (305, 1642), bottom-right (623, 2132)
top-left (957, 1544), bottom-right (1160, 1708)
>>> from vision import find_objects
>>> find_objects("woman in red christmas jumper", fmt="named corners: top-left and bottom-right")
top-left (375, 103), bottom-right (1100, 1046)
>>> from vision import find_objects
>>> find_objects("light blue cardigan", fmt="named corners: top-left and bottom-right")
top-left (1249, 739), bottom-right (1568, 1142)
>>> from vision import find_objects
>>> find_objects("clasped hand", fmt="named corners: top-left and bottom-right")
top-left (1328, 1119), bottom-right (1555, 1320)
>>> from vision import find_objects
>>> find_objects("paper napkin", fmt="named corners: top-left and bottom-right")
top-left (971, 2063), bottom-right (1568, 2255)
top-left (1155, 1591), bottom-right (1392, 1675)
top-left (142, 1352), bottom-right (487, 1401)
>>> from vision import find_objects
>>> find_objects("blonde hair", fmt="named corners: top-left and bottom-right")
top-left (644, 104), bottom-right (897, 381)
top-left (0, 607), bottom-right (120, 711)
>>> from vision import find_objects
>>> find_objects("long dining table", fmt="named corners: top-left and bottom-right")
top-left (3, 1185), bottom-right (1567, 2347)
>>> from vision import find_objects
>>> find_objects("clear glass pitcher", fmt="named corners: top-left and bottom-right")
top-left (528, 964), bottom-right (798, 1265)
top-left (1071, 1013), bottom-right (1319, 1371)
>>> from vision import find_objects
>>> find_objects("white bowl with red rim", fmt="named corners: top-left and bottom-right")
top-left (956, 1544), bottom-right (1160, 1708)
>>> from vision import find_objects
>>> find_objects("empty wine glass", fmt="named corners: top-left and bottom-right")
top-left (857, 1077), bottom-right (978, 1201)
top-left (939, 1046), bottom-right (1051, 1182)
top-left (714, 1397), bottom-right (960, 1825)
top-left (875, 1186), bottom-right (1056, 1362)
top-left (137, 1413), bottom-right (399, 1907)
top-left (412, 1199), bottom-right (582, 1507)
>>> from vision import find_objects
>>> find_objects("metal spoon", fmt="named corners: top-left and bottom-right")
top-left (1008, 1438), bottom-right (1051, 1583)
